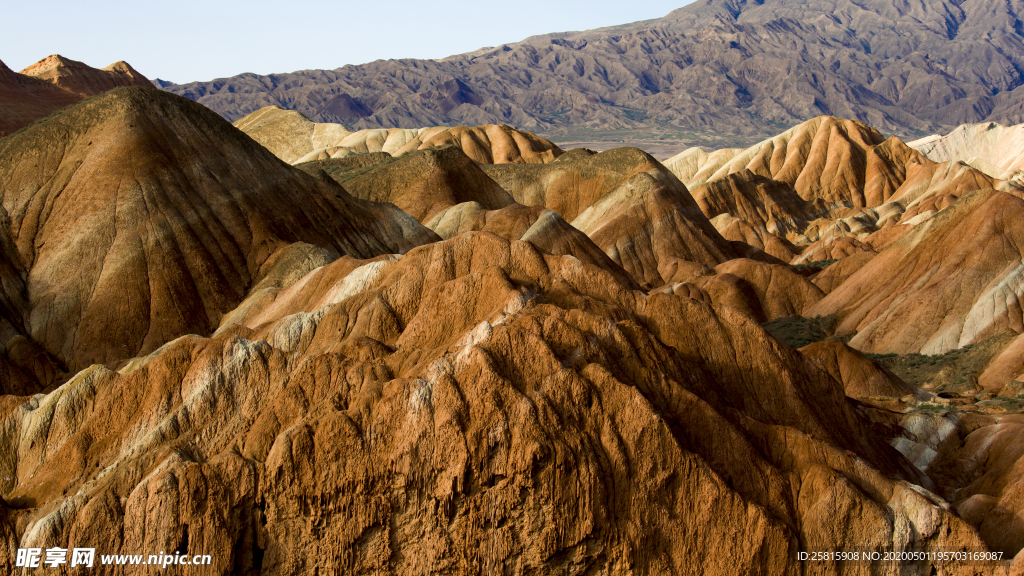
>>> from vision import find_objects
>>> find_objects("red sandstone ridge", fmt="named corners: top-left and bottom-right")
top-left (20, 54), bottom-right (151, 97)
top-left (0, 59), bottom-right (79, 137)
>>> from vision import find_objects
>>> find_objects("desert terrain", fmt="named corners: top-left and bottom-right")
top-left (5, 0), bottom-right (1024, 573)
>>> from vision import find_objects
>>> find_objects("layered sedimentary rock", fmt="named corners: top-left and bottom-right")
top-left (800, 340), bottom-right (922, 400)
top-left (0, 231), bottom-right (992, 574)
top-left (663, 116), bottom-right (1019, 273)
top-left (484, 147), bottom-right (737, 287)
top-left (910, 122), bottom-right (1024, 182)
top-left (336, 146), bottom-right (515, 222)
top-left (0, 59), bottom-right (80, 137)
top-left (231, 105), bottom-right (352, 164)
top-left (808, 188), bottom-right (1024, 355)
top-left (0, 87), bottom-right (436, 381)
top-left (670, 117), bottom-right (925, 208)
top-left (19, 54), bottom-right (151, 97)
top-left (4, 91), bottom-right (1023, 574)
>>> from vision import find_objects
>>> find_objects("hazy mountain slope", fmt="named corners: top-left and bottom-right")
top-left (165, 0), bottom-right (1024, 143)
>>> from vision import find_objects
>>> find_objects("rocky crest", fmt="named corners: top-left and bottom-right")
top-left (0, 54), bottom-right (151, 136)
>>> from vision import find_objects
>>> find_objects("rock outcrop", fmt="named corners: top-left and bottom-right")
top-left (3, 99), bottom-right (1021, 574)
top-left (0, 60), bottom-right (80, 137)
top-left (910, 122), bottom-right (1024, 182)
top-left (19, 54), bottom-right (152, 97)
top-left (485, 148), bottom-right (737, 287)
top-left (231, 105), bottom-right (351, 164)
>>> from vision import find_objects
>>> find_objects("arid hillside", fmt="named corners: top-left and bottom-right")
top-left (3, 84), bottom-right (1024, 574)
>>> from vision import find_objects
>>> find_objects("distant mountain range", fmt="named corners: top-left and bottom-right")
top-left (162, 0), bottom-right (1024, 146)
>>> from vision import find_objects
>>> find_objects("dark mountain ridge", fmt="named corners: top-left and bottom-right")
top-left (164, 0), bottom-right (1024, 145)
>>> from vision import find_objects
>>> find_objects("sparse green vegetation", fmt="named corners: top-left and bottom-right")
top-left (914, 403), bottom-right (954, 413)
top-left (869, 331), bottom-right (1017, 393)
top-left (761, 314), bottom-right (841, 348)
top-left (791, 259), bottom-right (838, 277)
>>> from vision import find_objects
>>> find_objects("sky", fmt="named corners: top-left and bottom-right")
top-left (2, 1), bottom-right (693, 84)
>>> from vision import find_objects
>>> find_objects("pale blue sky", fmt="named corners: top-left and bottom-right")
top-left (2, 1), bottom-right (693, 83)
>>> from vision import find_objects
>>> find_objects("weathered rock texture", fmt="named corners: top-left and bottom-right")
top-left (2, 96), bottom-right (1020, 575)
top-left (0, 232), bottom-right (994, 575)
top-left (809, 188), bottom-right (1024, 355)
top-left (231, 105), bottom-right (352, 164)
top-left (663, 116), bottom-right (1020, 271)
top-left (910, 122), bottom-right (1024, 182)
top-left (19, 54), bottom-right (152, 97)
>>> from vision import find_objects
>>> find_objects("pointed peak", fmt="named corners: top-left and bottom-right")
top-left (103, 60), bottom-right (139, 74)
top-left (19, 54), bottom-right (87, 76)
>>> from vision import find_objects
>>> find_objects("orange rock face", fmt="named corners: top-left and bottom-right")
top-left (485, 148), bottom-right (737, 288)
top-left (2, 89), bottom-right (1019, 574)
top-left (397, 124), bottom-right (563, 164)
top-left (0, 230), bottom-right (989, 574)
top-left (0, 60), bottom-right (80, 137)
top-left (800, 340), bottom-right (920, 399)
